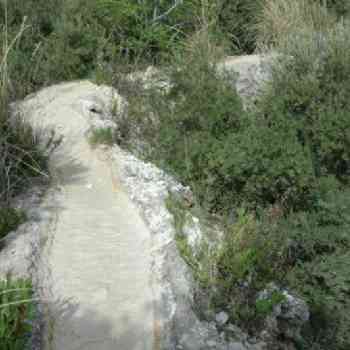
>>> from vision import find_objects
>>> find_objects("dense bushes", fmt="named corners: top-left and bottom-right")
top-left (2, 0), bottom-right (350, 99)
top-left (170, 183), bottom-right (350, 348)
top-left (129, 9), bottom-right (349, 217)
top-left (151, 42), bottom-right (315, 212)
top-left (0, 0), bottom-right (283, 98)
top-left (144, 3), bottom-right (350, 349)
top-left (154, 41), bottom-right (245, 212)
top-left (259, 21), bottom-right (350, 182)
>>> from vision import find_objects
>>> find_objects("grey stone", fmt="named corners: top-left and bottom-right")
top-left (206, 340), bottom-right (217, 347)
top-left (257, 283), bottom-right (309, 342)
top-left (248, 342), bottom-right (267, 350)
top-left (228, 342), bottom-right (248, 350)
top-left (279, 291), bottom-right (309, 324)
top-left (217, 54), bottom-right (274, 108)
top-left (215, 311), bottom-right (229, 326)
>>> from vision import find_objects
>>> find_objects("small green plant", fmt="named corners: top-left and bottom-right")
top-left (255, 291), bottom-right (286, 316)
top-left (0, 277), bottom-right (36, 350)
top-left (174, 233), bottom-right (199, 271)
top-left (89, 128), bottom-right (114, 147)
top-left (165, 194), bottom-right (187, 234)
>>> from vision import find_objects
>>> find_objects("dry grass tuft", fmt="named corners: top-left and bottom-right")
top-left (256, 0), bottom-right (337, 50)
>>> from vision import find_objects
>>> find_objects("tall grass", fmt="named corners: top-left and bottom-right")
top-left (0, 3), bottom-right (47, 348)
top-left (0, 278), bottom-right (37, 350)
top-left (255, 0), bottom-right (337, 49)
top-left (0, 2), bottom-right (48, 205)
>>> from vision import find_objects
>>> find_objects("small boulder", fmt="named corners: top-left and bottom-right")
top-left (215, 311), bottom-right (229, 326)
top-left (257, 283), bottom-right (309, 342)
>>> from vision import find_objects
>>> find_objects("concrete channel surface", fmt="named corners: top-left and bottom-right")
top-left (21, 82), bottom-right (157, 350)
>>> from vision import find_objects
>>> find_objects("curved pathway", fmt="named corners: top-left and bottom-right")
top-left (22, 82), bottom-right (156, 350)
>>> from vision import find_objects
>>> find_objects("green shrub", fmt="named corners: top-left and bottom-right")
top-left (324, 0), bottom-right (350, 17)
top-left (0, 278), bottom-right (35, 350)
top-left (282, 187), bottom-right (350, 349)
top-left (258, 21), bottom-right (350, 184)
top-left (217, 112), bottom-right (316, 210)
top-left (166, 193), bottom-right (215, 283)
top-left (152, 39), bottom-right (318, 211)
top-left (255, 291), bottom-right (286, 316)
top-left (174, 185), bottom-right (350, 342)
top-left (216, 0), bottom-right (262, 53)
top-left (153, 38), bottom-right (245, 212)
top-left (216, 210), bottom-right (262, 289)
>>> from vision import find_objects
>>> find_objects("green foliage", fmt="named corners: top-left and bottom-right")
top-left (217, 0), bottom-right (262, 53)
top-left (1, 1), bottom-right (350, 348)
top-left (94, 0), bottom-right (189, 63)
top-left (283, 187), bottom-right (350, 349)
top-left (165, 194), bottom-right (188, 236)
top-left (218, 113), bottom-right (316, 210)
top-left (154, 41), bottom-right (246, 212)
top-left (1, 0), bottom-right (271, 98)
top-left (324, 0), bottom-right (350, 17)
top-left (166, 193), bottom-right (219, 291)
top-left (222, 186), bottom-right (350, 346)
top-left (255, 291), bottom-right (286, 316)
top-left (89, 128), bottom-right (114, 147)
top-left (0, 278), bottom-right (35, 350)
top-left (0, 207), bottom-right (25, 241)
top-left (260, 23), bottom-right (350, 178)
top-left (217, 210), bottom-right (260, 286)
top-left (1, 0), bottom-right (64, 97)
top-left (152, 39), bottom-right (318, 212)
top-left (0, 100), bottom-right (48, 202)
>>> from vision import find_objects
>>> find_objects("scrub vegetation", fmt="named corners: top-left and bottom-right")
top-left (1, 0), bottom-right (350, 348)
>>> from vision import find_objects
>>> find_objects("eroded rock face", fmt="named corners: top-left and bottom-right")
top-left (217, 54), bottom-right (272, 104)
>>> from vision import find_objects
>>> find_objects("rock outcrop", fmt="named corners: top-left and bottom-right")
top-left (217, 54), bottom-right (272, 105)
